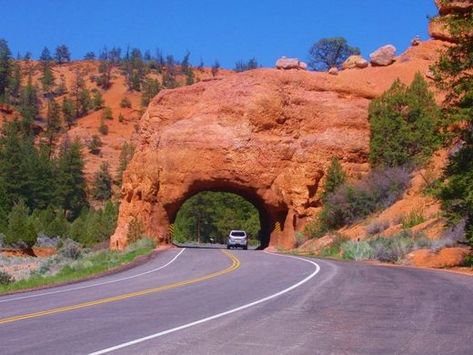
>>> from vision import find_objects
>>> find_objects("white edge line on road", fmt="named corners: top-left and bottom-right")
top-left (0, 248), bottom-right (186, 304)
top-left (88, 251), bottom-right (321, 355)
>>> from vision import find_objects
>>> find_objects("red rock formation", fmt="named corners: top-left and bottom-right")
top-left (429, 0), bottom-right (472, 42)
top-left (435, 0), bottom-right (472, 15)
top-left (111, 41), bottom-right (446, 250)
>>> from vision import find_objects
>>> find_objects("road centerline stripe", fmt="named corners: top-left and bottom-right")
top-left (0, 248), bottom-right (187, 304)
top-left (0, 250), bottom-right (239, 325)
top-left (88, 251), bottom-right (320, 355)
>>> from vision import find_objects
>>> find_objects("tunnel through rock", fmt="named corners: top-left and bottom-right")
top-left (110, 68), bottom-right (372, 250)
top-left (166, 182), bottom-right (289, 250)
top-left (171, 191), bottom-right (262, 248)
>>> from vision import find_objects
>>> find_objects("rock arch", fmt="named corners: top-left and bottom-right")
top-left (111, 69), bottom-right (372, 250)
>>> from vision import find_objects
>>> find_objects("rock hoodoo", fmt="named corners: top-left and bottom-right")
top-left (110, 40), bottom-right (445, 251)
top-left (275, 57), bottom-right (308, 70)
top-left (370, 45), bottom-right (396, 66)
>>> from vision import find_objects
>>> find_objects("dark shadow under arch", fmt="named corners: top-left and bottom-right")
top-left (164, 180), bottom-right (288, 249)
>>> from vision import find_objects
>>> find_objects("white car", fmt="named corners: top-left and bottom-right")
top-left (227, 230), bottom-right (248, 250)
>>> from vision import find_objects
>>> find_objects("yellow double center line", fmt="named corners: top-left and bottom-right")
top-left (0, 250), bottom-right (240, 325)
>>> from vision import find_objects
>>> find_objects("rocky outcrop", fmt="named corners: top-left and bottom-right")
top-left (370, 45), bottom-right (396, 66)
top-left (111, 69), bottom-right (374, 250)
top-left (435, 0), bottom-right (472, 15)
top-left (342, 55), bottom-right (369, 69)
top-left (111, 40), bottom-right (446, 251)
top-left (429, 16), bottom-right (455, 41)
top-left (275, 57), bottom-right (308, 70)
top-left (429, 0), bottom-right (472, 42)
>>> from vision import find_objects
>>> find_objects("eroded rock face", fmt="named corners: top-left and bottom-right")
top-left (111, 42), bottom-right (445, 250)
top-left (435, 0), bottom-right (472, 15)
top-left (111, 69), bottom-right (374, 250)
top-left (429, 0), bottom-right (472, 42)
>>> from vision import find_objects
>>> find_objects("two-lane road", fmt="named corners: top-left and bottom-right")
top-left (0, 248), bottom-right (472, 354)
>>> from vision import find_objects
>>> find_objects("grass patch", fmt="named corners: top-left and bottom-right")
top-left (0, 239), bottom-right (156, 294)
top-left (462, 255), bottom-right (473, 267)
top-left (304, 230), bottom-right (435, 264)
top-left (339, 231), bottom-right (431, 263)
top-left (401, 210), bottom-right (426, 229)
top-left (318, 234), bottom-right (348, 258)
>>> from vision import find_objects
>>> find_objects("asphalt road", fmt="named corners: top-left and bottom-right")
top-left (0, 247), bottom-right (472, 354)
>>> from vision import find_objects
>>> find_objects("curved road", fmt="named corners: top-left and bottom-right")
top-left (0, 248), bottom-right (472, 354)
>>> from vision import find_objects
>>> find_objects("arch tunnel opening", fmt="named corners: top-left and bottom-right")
top-left (163, 180), bottom-right (290, 250)
top-left (171, 191), bottom-right (269, 249)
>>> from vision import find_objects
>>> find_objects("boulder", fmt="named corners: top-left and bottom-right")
top-left (342, 55), bottom-right (369, 69)
top-left (275, 57), bottom-right (308, 70)
top-left (370, 45), bottom-right (396, 66)
top-left (328, 67), bottom-right (339, 75)
top-left (429, 16), bottom-right (451, 41)
top-left (411, 35), bottom-right (422, 46)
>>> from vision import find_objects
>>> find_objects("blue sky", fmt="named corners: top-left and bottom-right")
top-left (2, 0), bottom-right (437, 68)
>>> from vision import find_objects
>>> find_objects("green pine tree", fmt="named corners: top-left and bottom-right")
top-left (0, 39), bottom-right (11, 101)
top-left (45, 98), bottom-right (62, 157)
top-left (5, 200), bottom-right (37, 248)
top-left (185, 69), bottom-right (195, 86)
top-left (97, 60), bottom-right (112, 89)
top-left (40, 61), bottom-right (55, 95)
top-left (55, 138), bottom-right (88, 219)
top-left (322, 158), bottom-right (346, 201)
top-left (8, 61), bottom-right (21, 104)
top-left (0, 175), bottom-right (9, 232)
top-left (25, 144), bottom-right (56, 210)
top-left (141, 78), bottom-right (160, 107)
top-left (369, 73), bottom-right (440, 167)
top-left (92, 162), bottom-right (112, 200)
top-left (19, 73), bottom-right (39, 133)
top-left (77, 88), bottom-right (91, 117)
top-left (116, 142), bottom-right (135, 186)
top-left (0, 121), bottom-right (30, 208)
top-left (102, 106), bottom-right (113, 120)
top-left (62, 96), bottom-right (75, 129)
top-left (87, 135), bottom-right (102, 155)
top-left (434, 5), bottom-right (473, 244)
top-left (92, 90), bottom-right (104, 110)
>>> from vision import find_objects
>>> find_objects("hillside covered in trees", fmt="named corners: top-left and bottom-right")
top-left (0, 40), bottom-right (261, 250)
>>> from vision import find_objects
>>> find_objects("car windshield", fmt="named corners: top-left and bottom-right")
top-left (230, 231), bottom-right (246, 237)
